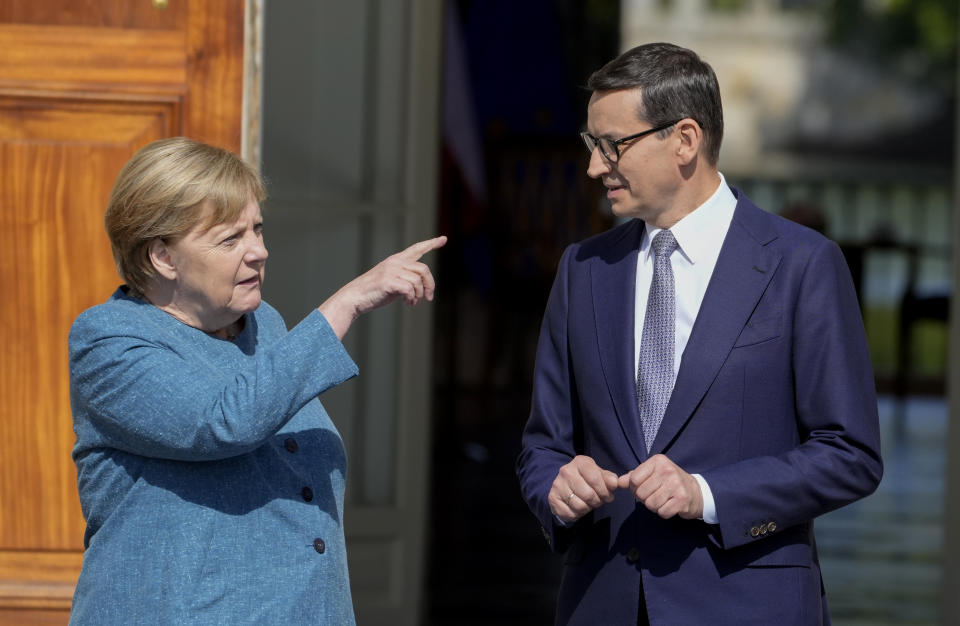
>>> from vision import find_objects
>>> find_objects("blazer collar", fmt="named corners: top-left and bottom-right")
top-left (591, 219), bottom-right (648, 464)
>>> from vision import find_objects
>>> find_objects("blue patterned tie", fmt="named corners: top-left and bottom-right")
top-left (637, 230), bottom-right (678, 451)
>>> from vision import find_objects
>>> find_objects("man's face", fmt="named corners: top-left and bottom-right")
top-left (585, 88), bottom-right (679, 226)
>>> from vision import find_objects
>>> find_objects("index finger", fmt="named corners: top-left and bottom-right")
top-left (400, 235), bottom-right (447, 260)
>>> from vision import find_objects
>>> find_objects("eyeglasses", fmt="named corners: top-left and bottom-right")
top-left (580, 119), bottom-right (683, 163)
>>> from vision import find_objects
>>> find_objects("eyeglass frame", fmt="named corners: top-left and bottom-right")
top-left (580, 118), bottom-right (689, 163)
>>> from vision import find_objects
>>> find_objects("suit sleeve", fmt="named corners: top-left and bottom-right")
top-left (703, 238), bottom-right (883, 549)
top-left (516, 245), bottom-right (586, 552)
top-left (69, 309), bottom-right (358, 462)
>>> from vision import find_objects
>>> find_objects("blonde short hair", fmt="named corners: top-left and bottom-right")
top-left (104, 137), bottom-right (266, 295)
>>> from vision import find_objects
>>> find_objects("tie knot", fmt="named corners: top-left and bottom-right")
top-left (652, 230), bottom-right (678, 258)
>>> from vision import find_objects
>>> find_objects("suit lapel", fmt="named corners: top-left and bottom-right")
top-left (650, 195), bottom-right (782, 454)
top-left (591, 220), bottom-right (648, 464)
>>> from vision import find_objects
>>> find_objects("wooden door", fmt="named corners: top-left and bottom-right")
top-left (0, 1), bottom-right (246, 621)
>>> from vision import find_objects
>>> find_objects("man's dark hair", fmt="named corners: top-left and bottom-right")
top-left (587, 42), bottom-right (723, 165)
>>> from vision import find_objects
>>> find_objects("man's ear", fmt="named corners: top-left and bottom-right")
top-left (148, 238), bottom-right (178, 280)
top-left (675, 118), bottom-right (702, 166)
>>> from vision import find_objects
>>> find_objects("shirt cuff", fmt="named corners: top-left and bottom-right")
top-left (692, 473), bottom-right (718, 524)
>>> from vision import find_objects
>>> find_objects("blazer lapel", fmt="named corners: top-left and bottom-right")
top-left (650, 196), bottom-right (782, 454)
top-left (591, 220), bottom-right (648, 464)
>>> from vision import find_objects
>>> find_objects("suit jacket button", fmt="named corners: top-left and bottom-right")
top-left (768, 521), bottom-right (777, 533)
top-left (302, 486), bottom-right (314, 502)
top-left (759, 523), bottom-right (769, 535)
top-left (626, 548), bottom-right (641, 563)
top-left (284, 437), bottom-right (299, 453)
top-left (313, 538), bottom-right (326, 554)
top-left (750, 526), bottom-right (761, 538)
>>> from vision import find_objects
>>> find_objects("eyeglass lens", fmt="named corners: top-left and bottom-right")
top-left (580, 133), bottom-right (618, 162)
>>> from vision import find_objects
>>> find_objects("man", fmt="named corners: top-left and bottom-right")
top-left (516, 42), bottom-right (882, 625)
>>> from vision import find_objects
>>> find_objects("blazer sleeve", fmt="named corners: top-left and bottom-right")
top-left (703, 238), bottom-right (883, 549)
top-left (516, 245), bottom-right (586, 552)
top-left (69, 308), bottom-right (358, 462)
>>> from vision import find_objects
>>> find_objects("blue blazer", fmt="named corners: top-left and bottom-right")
top-left (69, 290), bottom-right (359, 624)
top-left (517, 191), bottom-right (883, 625)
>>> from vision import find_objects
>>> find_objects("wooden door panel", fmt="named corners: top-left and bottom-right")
top-left (0, 25), bottom-right (187, 89)
top-left (183, 1), bottom-right (245, 149)
top-left (0, 551), bottom-right (83, 612)
top-left (0, 102), bottom-right (170, 550)
top-left (0, 1), bottom-right (246, 621)
top-left (0, 0), bottom-right (187, 30)
top-left (0, 107), bottom-right (170, 620)
top-left (0, 96), bottom-right (178, 142)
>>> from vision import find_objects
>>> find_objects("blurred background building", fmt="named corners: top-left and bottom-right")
top-left (0, 1), bottom-right (955, 624)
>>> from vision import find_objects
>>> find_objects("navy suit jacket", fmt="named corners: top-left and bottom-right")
top-left (517, 191), bottom-right (883, 625)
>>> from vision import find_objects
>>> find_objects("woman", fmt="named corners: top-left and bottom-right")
top-left (68, 137), bottom-right (445, 624)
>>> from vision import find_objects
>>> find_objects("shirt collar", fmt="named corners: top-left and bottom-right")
top-left (643, 172), bottom-right (737, 265)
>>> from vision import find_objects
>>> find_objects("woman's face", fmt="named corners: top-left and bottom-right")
top-left (160, 199), bottom-right (268, 333)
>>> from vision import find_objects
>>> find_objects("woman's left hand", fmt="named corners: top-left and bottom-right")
top-left (319, 236), bottom-right (447, 338)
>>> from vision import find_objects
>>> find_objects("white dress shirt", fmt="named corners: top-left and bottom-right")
top-left (633, 173), bottom-right (737, 524)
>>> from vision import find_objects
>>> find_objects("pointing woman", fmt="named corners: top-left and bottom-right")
top-left (68, 137), bottom-right (445, 624)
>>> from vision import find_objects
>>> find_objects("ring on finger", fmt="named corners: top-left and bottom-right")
top-left (566, 491), bottom-right (576, 504)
